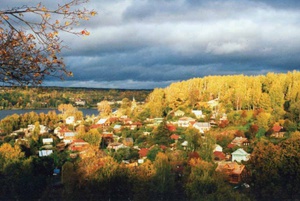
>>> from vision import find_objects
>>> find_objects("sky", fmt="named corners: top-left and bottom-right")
top-left (3, 0), bottom-right (300, 89)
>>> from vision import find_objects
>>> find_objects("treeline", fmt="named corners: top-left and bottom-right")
top-left (0, 87), bottom-right (151, 109)
top-left (142, 71), bottom-right (300, 123)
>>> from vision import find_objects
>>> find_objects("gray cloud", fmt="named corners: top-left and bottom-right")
top-left (2, 0), bottom-right (300, 89)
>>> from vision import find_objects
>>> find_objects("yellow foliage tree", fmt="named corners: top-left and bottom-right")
top-left (0, 0), bottom-right (96, 85)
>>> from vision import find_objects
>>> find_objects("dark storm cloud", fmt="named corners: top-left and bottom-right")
top-left (2, 0), bottom-right (300, 88)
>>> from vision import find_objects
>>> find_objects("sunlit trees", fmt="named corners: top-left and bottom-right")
top-left (77, 128), bottom-right (101, 146)
top-left (120, 98), bottom-right (131, 116)
top-left (97, 100), bottom-right (112, 117)
top-left (58, 103), bottom-right (78, 118)
top-left (0, 0), bottom-right (96, 85)
top-left (145, 88), bottom-right (165, 117)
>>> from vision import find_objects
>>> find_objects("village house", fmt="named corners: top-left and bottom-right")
top-left (181, 141), bottom-right (188, 150)
top-left (66, 116), bottom-right (75, 125)
top-left (113, 124), bottom-right (122, 133)
top-left (28, 124), bottom-right (49, 134)
top-left (271, 124), bottom-right (284, 138)
top-left (138, 148), bottom-right (149, 158)
top-left (216, 162), bottom-right (248, 184)
top-left (63, 131), bottom-right (77, 144)
top-left (38, 150), bottom-right (53, 157)
top-left (207, 98), bottom-right (219, 110)
top-left (68, 139), bottom-right (90, 158)
top-left (193, 122), bottom-right (211, 134)
top-left (54, 126), bottom-right (72, 139)
top-left (123, 122), bottom-right (143, 130)
top-left (107, 142), bottom-right (127, 151)
top-left (192, 110), bottom-right (205, 119)
top-left (171, 133), bottom-right (180, 141)
top-left (41, 138), bottom-right (54, 149)
top-left (75, 99), bottom-right (86, 106)
top-left (227, 137), bottom-right (249, 148)
top-left (154, 117), bottom-right (164, 125)
top-left (213, 144), bottom-right (225, 161)
top-left (178, 117), bottom-right (195, 127)
top-left (231, 148), bottom-right (250, 163)
top-left (96, 118), bottom-right (111, 128)
top-left (174, 109), bottom-right (185, 117)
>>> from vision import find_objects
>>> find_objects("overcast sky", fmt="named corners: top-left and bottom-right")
top-left (3, 0), bottom-right (300, 89)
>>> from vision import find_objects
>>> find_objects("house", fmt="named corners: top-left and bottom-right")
top-left (213, 151), bottom-right (226, 161)
top-left (170, 134), bottom-right (180, 142)
top-left (207, 98), bottom-right (219, 109)
top-left (75, 99), bottom-right (86, 106)
top-left (213, 144), bottom-right (223, 152)
top-left (68, 139), bottom-right (89, 152)
top-left (216, 162), bottom-right (248, 184)
top-left (167, 124), bottom-right (176, 132)
top-left (192, 110), bottom-right (205, 119)
top-left (228, 137), bottom-right (249, 148)
top-left (39, 150), bottom-right (53, 157)
top-left (181, 141), bottom-right (188, 150)
top-left (231, 148), bottom-right (250, 162)
top-left (271, 124), bottom-right (284, 138)
top-left (28, 124), bottom-right (49, 134)
top-left (42, 138), bottom-right (53, 145)
top-left (96, 118), bottom-right (111, 128)
top-left (107, 142), bottom-right (127, 151)
top-left (66, 116), bottom-right (75, 125)
top-left (54, 126), bottom-right (72, 139)
top-left (193, 122), bottom-right (211, 133)
top-left (63, 131), bottom-right (77, 144)
top-left (174, 110), bottom-right (185, 117)
top-left (178, 117), bottom-right (195, 127)
top-left (113, 124), bottom-right (122, 132)
top-left (154, 118), bottom-right (164, 125)
top-left (124, 122), bottom-right (142, 130)
top-left (42, 138), bottom-right (54, 149)
top-left (139, 148), bottom-right (149, 158)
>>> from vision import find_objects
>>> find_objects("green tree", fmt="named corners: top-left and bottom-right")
top-left (152, 120), bottom-right (172, 145)
top-left (198, 133), bottom-right (215, 162)
top-left (185, 127), bottom-right (201, 151)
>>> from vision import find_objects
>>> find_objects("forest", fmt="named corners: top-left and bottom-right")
top-left (0, 71), bottom-right (300, 200)
top-left (0, 87), bottom-right (151, 109)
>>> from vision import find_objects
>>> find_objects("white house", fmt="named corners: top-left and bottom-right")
top-left (42, 138), bottom-right (53, 145)
top-left (193, 122), bottom-right (211, 133)
top-left (213, 144), bottom-right (223, 152)
top-left (178, 117), bottom-right (195, 127)
top-left (231, 148), bottom-right (250, 162)
top-left (66, 116), bottom-right (75, 125)
top-left (192, 110), bottom-right (205, 119)
top-left (39, 150), bottom-right (53, 157)
top-left (107, 142), bottom-right (127, 151)
top-left (96, 118), bottom-right (108, 125)
top-left (174, 110), bottom-right (185, 117)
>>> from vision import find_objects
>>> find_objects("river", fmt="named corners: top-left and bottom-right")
top-left (0, 108), bottom-right (99, 120)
